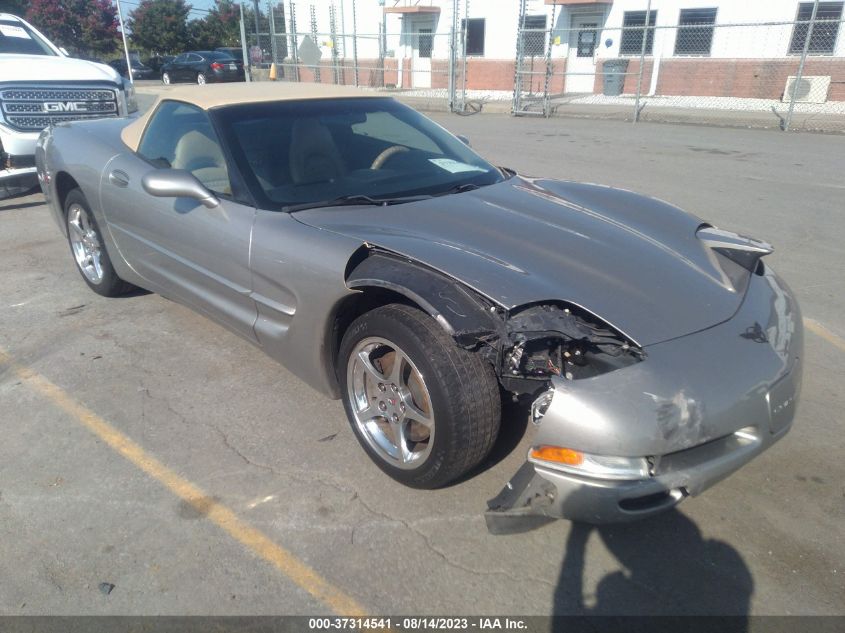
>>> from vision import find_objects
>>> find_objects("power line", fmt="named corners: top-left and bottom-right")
top-left (116, 0), bottom-right (215, 17)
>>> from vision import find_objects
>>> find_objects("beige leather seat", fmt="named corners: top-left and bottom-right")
top-left (288, 118), bottom-right (345, 185)
top-left (172, 129), bottom-right (231, 194)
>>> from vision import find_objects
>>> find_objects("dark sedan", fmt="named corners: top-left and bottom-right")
top-left (108, 58), bottom-right (156, 80)
top-left (145, 54), bottom-right (175, 74)
top-left (161, 51), bottom-right (245, 85)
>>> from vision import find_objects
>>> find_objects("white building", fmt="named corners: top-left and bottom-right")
top-left (282, 0), bottom-right (845, 99)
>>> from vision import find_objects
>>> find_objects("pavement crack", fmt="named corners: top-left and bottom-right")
top-left (153, 397), bottom-right (555, 587)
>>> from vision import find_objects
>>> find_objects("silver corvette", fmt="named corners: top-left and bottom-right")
top-left (36, 83), bottom-right (802, 530)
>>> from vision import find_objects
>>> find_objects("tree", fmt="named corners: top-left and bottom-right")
top-left (188, 0), bottom-right (240, 50)
top-left (128, 0), bottom-right (191, 55)
top-left (0, 0), bottom-right (29, 17)
top-left (25, 0), bottom-right (119, 58)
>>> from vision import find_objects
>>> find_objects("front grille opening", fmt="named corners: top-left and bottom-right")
top-left (619, 488), bottom-right (686, 513)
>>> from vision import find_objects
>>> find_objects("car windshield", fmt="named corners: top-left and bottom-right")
top-left (214, 97), bottom-right (505, 210)
top-left (0, 20), bottom-right (56, 56)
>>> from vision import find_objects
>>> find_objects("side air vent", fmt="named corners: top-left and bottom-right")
top-left (697, 225), bottom-right (773, 272)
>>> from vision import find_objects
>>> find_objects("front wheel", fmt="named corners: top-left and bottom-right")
top-left (196, 72), bottom-right (207, 85)
top-left (162, 72), bottom-right (171, 85)
top-left (65, 189), bottom-right (134, 297)
top-left (339, 304), bottom-right (501, 489)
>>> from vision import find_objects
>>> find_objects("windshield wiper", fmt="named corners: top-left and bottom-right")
top-left (284, 194), bottom-right (428, 213)
top-left (435, 182), bottom-right (482, 197)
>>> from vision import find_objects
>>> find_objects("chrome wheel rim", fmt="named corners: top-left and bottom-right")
top-left (347, 336), bottom-right (435, 470)
top-left (162, 72), bottom-right (170, 85)
top-left (67, 204), bottom-right (104, 284)
top-left (197, 73), bottom-right (206, 84)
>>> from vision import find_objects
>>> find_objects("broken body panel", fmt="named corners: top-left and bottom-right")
top-left (487, 264), bottom-right (802, 529)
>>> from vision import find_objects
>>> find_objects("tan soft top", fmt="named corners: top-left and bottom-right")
top-left (121, 82), bottom-right (375, 152)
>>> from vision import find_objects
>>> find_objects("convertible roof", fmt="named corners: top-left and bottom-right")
top-left (121, 82), bottom-right (374, 151)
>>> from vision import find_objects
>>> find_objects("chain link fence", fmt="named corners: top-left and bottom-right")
top-left (238, 0), bottom-right (475, 113)
top-left (233, 1), bottom-right (845, 134)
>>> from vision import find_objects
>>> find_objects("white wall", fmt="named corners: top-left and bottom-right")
top-left (598, 0), bottom-right (845, 60)
top-left (280, 0), bottom-right (844, 62)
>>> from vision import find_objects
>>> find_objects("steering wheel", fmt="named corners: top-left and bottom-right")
top-left (371, 145), bottom-right (410, 170)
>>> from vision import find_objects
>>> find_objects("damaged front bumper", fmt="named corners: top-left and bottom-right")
top-left (487, 264), bottom-right (803, 532)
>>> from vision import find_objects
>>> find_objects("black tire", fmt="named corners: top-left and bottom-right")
top-left (338, 303), bottom-right (501, 488)
top-left (64, 188), bottom-right (134, 297)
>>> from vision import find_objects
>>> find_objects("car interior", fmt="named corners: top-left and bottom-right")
top-left (137, 99), bottom-right (497, 208)
top-left (225, 106), bottom-right (491, 206)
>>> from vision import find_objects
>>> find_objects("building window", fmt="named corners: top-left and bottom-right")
top-left (461, 18), bottom-right (485, 56)
top-left (418, 28), bottom-right (433, 58)
top-left (674, 8), bottom-right (717, 56)
top-left (521, 15), bottom-right (547, 57)
top-left (790, 2), bottom-right (843, 55)
top-left (620, 10), bottom-right (657, 56)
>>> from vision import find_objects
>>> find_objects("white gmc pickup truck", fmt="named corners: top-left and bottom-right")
top-left (0, 13), bottom-right (137, 199)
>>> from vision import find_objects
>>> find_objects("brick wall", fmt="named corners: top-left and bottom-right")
top-left (271, 56), bottom-right (845, 101)
top-left (288, 58), bottom-right (399, 87)
top-left (654, 58), bottom-right (845, 101)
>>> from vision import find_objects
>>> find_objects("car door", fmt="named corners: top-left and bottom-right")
top-left (188, 53), bottom-right (204, 79)
top-left (100, 100), bottom-right (258, 341)
top-left (171, 53), bottom-right (189, 80)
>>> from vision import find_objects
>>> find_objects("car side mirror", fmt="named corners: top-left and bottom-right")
top-left (456, 134), bottom-right (471, 147)
top-left (142, 169), bottom-right (219, 209)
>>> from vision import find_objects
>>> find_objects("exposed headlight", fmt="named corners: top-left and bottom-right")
top-left (529, 445), bottom-right (650, 481)
top-left (122, 78), bottom-right (138, 114)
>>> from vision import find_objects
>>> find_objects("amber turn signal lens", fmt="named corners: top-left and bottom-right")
top-left (530, 445), bottom-right (584, 466)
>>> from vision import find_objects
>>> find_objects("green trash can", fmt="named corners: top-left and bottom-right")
top-left (602, 59), bottom-right (629, 96)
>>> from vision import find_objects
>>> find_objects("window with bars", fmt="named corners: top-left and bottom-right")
top-left (461, 18), bottom-right (485, 56)
top-left (620, 10), bottom-right (657, 55)
top-left (789, 2), bottom-right (844, 55)
top-left (674, 8), bottom-right (717, 56)
top-left (521, 15), bottom-right (547, 57)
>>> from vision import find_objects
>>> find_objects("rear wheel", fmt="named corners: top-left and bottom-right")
top-left (64, 188), bottom-right (134, 297)
top-left (197, 72), bottom-right (207, 85)
top-left (162, 71), bottom-right (171, 85)
top-left (339, 304), bottom-right (501, 488)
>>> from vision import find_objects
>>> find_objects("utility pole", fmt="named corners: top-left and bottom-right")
top-left (785, 0), bottom-right (820, 131)
top-left (115, 0), bottom-right (133, 83)
top-left (633, 0), bottom-right (652, 123)
top-left (240, 2), bottom-right (251, 81)
top-left (253, 0), bottom-right (262, 58)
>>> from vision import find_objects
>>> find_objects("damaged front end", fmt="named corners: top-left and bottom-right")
top-left (496, 303), bottom-right (644, 394)
top-left (346, 248), bottom-right (802, 533)
top-left (485, 263), bottom-right (802, 533)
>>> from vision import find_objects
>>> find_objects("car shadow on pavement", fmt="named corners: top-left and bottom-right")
top-left (552, 508), bottom-right (753, 623)
top-left (0, 193), bottom-right (42, 212)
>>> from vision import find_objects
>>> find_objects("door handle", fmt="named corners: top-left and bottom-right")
top-left (109, 170), bottom-right (129, 188)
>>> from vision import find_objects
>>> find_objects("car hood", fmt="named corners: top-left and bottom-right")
top-left (0, 54), bottom-right (121, 83)
top-left (295, 176), bottom-right (749, 346)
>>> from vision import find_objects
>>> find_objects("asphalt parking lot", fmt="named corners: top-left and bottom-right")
top-left (1, 98), bottom-right (844, 616)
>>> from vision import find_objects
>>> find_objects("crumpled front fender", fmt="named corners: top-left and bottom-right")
top-left (486, 265), bottom-right (803, 531)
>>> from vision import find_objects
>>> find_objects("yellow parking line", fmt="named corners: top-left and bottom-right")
top-left (804, 318), bottom-right (845, 354)
top-left (0, 348), bottom-right (367, 617)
